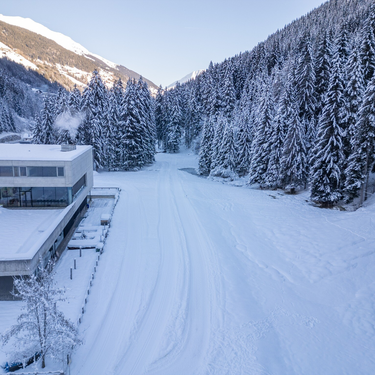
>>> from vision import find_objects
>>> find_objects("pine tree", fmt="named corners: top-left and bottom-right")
top-left (345, 45), bottom-right (364, 148)
top-left (121, 79), bottom-right (143, 169)
top-left (220, 62), bottom-right (236, 120)
top-left (295, 32), bottom-right (316, 148)
top-left (155, 86), bottom-right (164, 148)
top-left (82, 70), bottom-right (109, 169)
top-left (107, 80), bottom-right (124, 170)
top-left (68, 85), bottom-right (82, 115)
top-left (314, 31), bottom-right (332, 122)
top-left (310, 43), bottom-right (346, 206)
top-left (248, 78), bottom-right (274, 187)
top-left (138, 78), bottom-right (156, 163)
top-left (211, 119), bottom-right (237, 178)
top-left (198, 117), bottom-right (215, 175)
top-left (263, 101), bottom-right (285, 189)
top-left (33, 97), bottom-right (56, 144)
top-left (166, 94), bottom-right (182, 153)
top-left (279, 86), bottom-right (308, 193)
top-left (54, 87), bottom-right (68, 118)
top-left (210, 114), bottom-right (226, 172)
top-left (234, 108), bottom-right (252, 177)
top-left (359, 4), bottom-right (375, 85)
top-left (345, 75), bottom-right (375, 205)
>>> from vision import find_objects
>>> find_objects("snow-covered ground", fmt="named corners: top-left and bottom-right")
top-left (64, 150), bottom-right (375, 375)
top-left (1, 150), bottom-right (374, 374)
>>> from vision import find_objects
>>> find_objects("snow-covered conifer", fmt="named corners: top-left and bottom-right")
top-left (248, 78), bottom-right (274, 187)
top-left (279, 86), bottom-right (308, 193)
top-left (1, 261), bottom-right (80, 369)
top-left (33, 96), bottom-right (56, 144)
top-left (198, 117), bottom-right (215, 175)
top-left (310, 43), bottom-right (346, 206)
top-left (345, 74), bottom-right (375, 205)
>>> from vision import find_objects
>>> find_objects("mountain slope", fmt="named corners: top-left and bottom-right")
top-left (0, 15), bottom-right (157, 92)
top-left (168, 70), bottom-right (205, 89)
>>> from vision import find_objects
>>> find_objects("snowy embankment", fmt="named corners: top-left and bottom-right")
top-left (68, 150), bottom-right (375, 375)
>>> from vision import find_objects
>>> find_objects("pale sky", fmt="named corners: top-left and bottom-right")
top-left (0, 0), bottom-right (326, 87)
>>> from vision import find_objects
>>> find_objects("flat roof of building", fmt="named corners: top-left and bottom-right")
top-left (0, 144), bottom-right (91, 162)
top-left (0, 206), bottom-right (68, 261)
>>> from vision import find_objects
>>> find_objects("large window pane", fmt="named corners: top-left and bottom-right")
top-left (43, 167), bottom-right (57, 177)
top-left (0, 166), bottom-right (13, 177)
top-left (72, 174), bottom-right (86, 198)
top-left (31, 187), bottom-right (43, 200)
top-left (57, 167), bottom-right (64, 177)
top-left (20, 167), bottom-right (26, 176)
top-left (56, 188), bottom-right (68, 205)
top-left (0, 187), bottom-right (19, 207)
top-left (27, 166), bottom-right (43, 177)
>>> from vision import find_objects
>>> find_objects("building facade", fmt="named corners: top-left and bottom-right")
top-left (0, 144), bottom-right (94, 300)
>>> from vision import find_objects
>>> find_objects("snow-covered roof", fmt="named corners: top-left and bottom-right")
top-left (0, 206), bottom-right (69, 260)
top-left (0, 144), bottom-right (91, 162)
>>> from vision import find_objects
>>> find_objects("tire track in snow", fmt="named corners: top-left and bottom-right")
top-left (73, 158), bottom-right (222, 375)
top-left (146, 159), bottom-right (223, 374)
top-left (112, 161), bottom-right (189, 374)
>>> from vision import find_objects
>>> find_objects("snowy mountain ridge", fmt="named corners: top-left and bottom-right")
top-left (168, 69), bottom-right (205, 89)
top-left (0, 14), bottom-right (118, 69)
top-left (0, 14), bottom-right (157, 92)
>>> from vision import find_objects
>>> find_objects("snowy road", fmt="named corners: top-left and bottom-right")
top-left (72, 151), bottom-right (375, 375)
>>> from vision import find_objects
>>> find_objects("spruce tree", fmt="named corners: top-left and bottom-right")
top-left (121, 79), bottom-right (143, 170)
top-left (33, 96), bottom-right (56, 145)
top-left (166, 95), bottom-right (182, 153)
top-left (359, 4), bottom-right (375, 85)
top-left (310, 43), bottom-right (346, 206)
top-left (198, 117), bottom-right (215, 175)
top-left (295, 32), bottom-right (316, 148)
top-left (279, 86), bottom-right (308, 193)
top-left (345, 75), bottom-right (375, 205)
top-left (248, 78), bottom-right (274, 187)
top-left (211, 120), bottom-right (237, 178)
top-left (210, 114), bottom-right (226, 172)
top-left (234, 108), bottom-right (253, 177)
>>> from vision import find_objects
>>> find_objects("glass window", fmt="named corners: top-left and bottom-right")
top-left (72, 174), bottom-right (86, 198)
top-left (31, 187), bottom-right (43, 201)
top-left (20, 167), bottom-right (26, 176)
top-left (0, 187), bottom-right (20, 207)
top-left (0, 166), bottom-right (13, 177)
top-left (56, 187), bottom-right (68, 203)
top-left (13, 167), bottom-right (19, 177)
top-left (27, 166), bottom-right (43, 177)
top-left (42, 167), bottom-right (57, 177)
top-left (57, 167), bottom-right (64, 177)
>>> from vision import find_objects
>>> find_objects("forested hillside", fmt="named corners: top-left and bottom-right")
top-left (0, 58), bottom-right (59, 134)
top-left (157, 0), bottom-right (375, 207)
top-left (32, 71), bottom-right (156, 171)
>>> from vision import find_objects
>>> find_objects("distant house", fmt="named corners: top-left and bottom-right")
top-left (0, 144), bottom-right (93, 300)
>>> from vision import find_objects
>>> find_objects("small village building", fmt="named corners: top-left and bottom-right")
top-left (0, 144), bottom-right (93, 300)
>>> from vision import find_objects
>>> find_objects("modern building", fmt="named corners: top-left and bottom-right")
top-left (0, 144), bottom-right (93, 300)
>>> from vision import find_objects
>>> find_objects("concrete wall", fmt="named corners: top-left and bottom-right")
top-left (0, 147), bottom-right (93, 188)
top-left (0, 146), bottom-right (93, 278)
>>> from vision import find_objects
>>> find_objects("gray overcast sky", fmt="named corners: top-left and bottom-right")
top-left (0, 0), bottom-right (326, 87)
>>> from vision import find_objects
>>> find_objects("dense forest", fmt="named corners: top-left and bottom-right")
top-left (0, 58), bottom-right (56, 133)
top-left (1, 0), bottom-right (372, 207)
top-left (32, 70), bottom-right (156, 170)
top-left (156, 0), bottom-right (375, 207)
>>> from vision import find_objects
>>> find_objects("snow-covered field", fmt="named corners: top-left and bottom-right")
top-left (1, 150), bottom-right (374, 374)
top-left (65, 150), bottom-right (375, 375)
